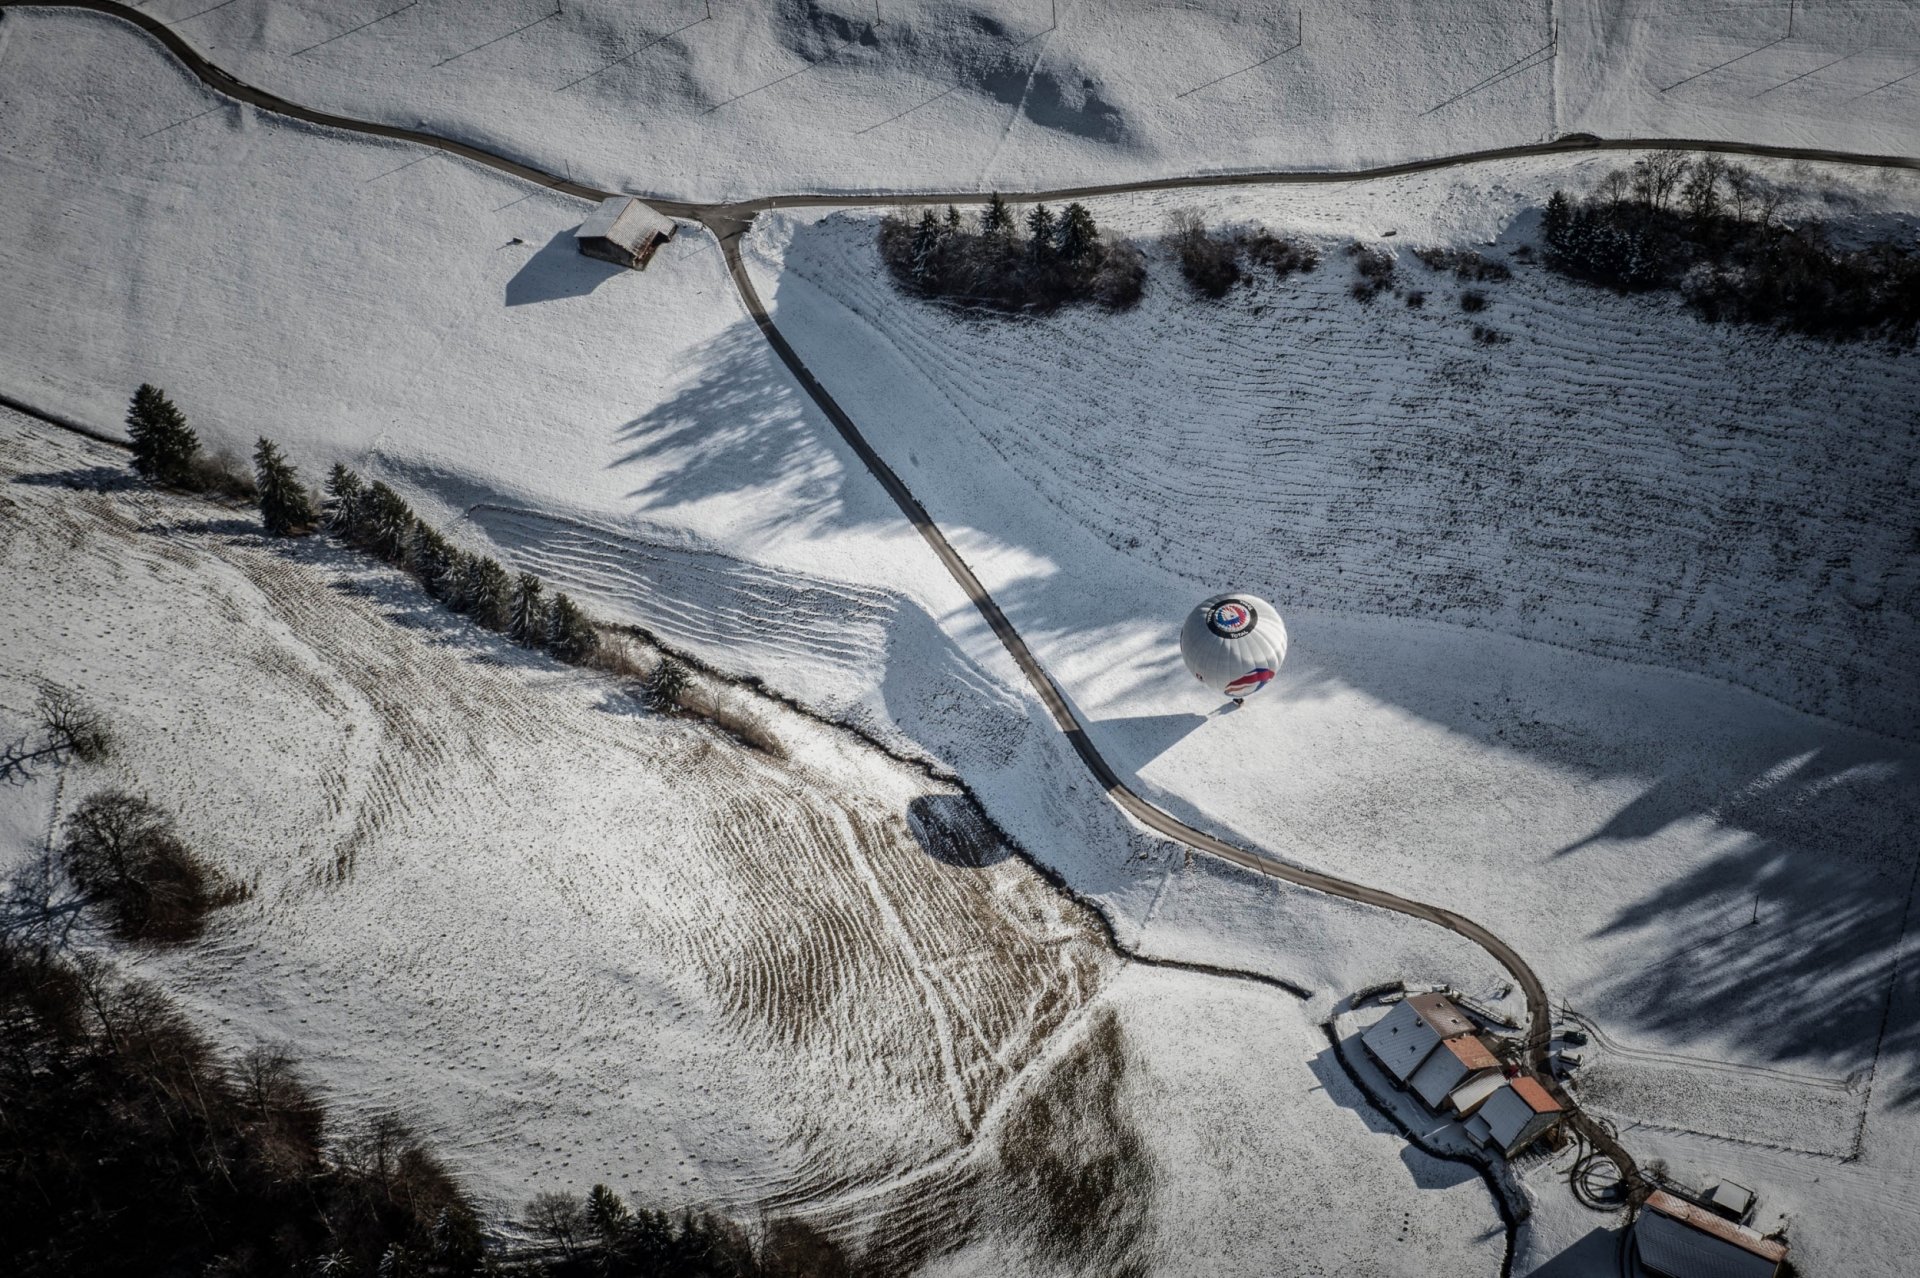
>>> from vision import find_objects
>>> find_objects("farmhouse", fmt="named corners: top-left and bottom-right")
top-left (1361, 992), bottom-right (1478, 1084)
top-left (1409, 1033), bottom-right (1502, 1111)
top-left (1633, 1190), bottom-right (1787, 1278)
top-left (1463, 1075), bottom-right (1562, 1157)
top-left (576, 196), bottom-right (675, 269)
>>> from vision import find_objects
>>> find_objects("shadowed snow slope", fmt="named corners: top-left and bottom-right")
top-left (56, 0), bottom-right (1920, 201)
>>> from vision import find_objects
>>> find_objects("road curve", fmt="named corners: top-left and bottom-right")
top-left (19, 0), bottom-right (1865, 1189)
top-left (709, 210), bottom-right (1641, 1190)
top-left (11, 0), bottom-right (1913, 227)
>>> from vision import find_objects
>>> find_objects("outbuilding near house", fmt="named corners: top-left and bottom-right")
top-left (1361, 992), bottom-right (1479, 1084)
top-left (1410, 1033), bottom-right (1502, 1111)
top-left (1464, 1074), bottom-right (1562, 1157)
top-left (576, 196), bottom-right (675, 269)
top-left (1633, 1190), bottom-right (1786, 1278)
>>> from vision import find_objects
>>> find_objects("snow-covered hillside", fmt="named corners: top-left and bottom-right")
top-left (6, 3), bottom-right (1920, 1273)
top-left (742, 182), bottom-right (1920, 1275)
top-left (0, 412), bottom-right (1510, 1275)
top-left (89, 0), bottom-right (1920, 201)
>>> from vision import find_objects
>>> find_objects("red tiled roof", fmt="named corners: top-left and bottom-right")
top-left (1508, 1075), bottom-right (1562, 1114)
top-left (1444, 1036), bottom-right (1501, 1071)
top-left (1645, 1191), bottom-right (1787, 1263)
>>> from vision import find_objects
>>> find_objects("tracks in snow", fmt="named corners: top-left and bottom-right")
top-left (26, 0), bottom-right (1914, 1197)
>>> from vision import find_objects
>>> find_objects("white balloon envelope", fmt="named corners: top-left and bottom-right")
top-left (1180, 593), bottom-right (1288, 702)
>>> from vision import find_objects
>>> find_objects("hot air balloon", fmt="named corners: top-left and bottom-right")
top-left (1180, 593), bottom-right (1288, 704)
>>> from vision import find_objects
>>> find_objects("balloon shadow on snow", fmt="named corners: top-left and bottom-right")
top-left (504, 229), bottom-right (625, 306)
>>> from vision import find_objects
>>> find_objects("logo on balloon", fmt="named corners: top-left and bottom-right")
top-left (1225, 667), bottom-right (1274, 697)
top-left (1209, 601), bottom-right (1254, 637)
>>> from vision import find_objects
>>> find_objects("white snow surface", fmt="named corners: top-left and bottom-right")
top-left (5, 4), bottom-right (1920, 1273)
top-left (740, 188), bottom-right (1920, 1273)
top-left (0, 415), bottom-right (1511, 1275)
top-left (71, 0), bottom-right (1920, 202)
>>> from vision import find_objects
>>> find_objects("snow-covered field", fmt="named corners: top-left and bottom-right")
top-left (0, 413), bottom-right (1511, 1274)
top-left (5, 2), bottom-right (1920, 1273)
top-left (740, 184), bottom-right (1920, 1273)
top-left (81, 0), bottom-right (1920, 201)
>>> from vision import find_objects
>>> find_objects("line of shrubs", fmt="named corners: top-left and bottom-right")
top-left (122, 387), bottom-right (786, 756)
top-left (1542, 150), bottom-right (1920, 341)
top-left (1169, 211), bottom-right (1321, 299)
top-left (878, 196), bottom-right (1145, 313)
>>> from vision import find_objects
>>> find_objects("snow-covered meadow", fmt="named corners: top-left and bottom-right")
top-left (98, 0), bottom-right (1920, 201)
top-left (4, 1), bottom-right (1919, 1273)
top-left (0, 411), bottom-right (1514, 1275)
top-left (740, 181), bottom-right (1920, 1273)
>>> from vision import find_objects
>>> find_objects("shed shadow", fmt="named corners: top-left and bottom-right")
top-left (505, 228), bottom-right (624, 306)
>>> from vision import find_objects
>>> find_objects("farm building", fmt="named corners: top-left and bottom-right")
top-left (1361, 992), bottom-right (1478, 1084)
top-left (575, 196), bottom-right (675, 269)
top-left (1410, 1034), bottom-right (1502, 1111)
top-left (1633, 1190), bottom-right (1786, 1278)
top-left (1464, 1074), bottom-right (1562, 1157)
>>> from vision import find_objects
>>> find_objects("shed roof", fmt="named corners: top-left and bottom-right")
top-left (1447, 1070), bottom-right (1505, 1116)
top-left (1637, 1192), bottom-right (1784, 1277)
top-left (1508, 1075), bottom-right (1562, 1114)
top-left (1442, 1035), bottom-right (1501, 1071)
top-left (576, 197), bottom-right (675, 251)
top-left (1406, 992), bottom-right (1476, 1039)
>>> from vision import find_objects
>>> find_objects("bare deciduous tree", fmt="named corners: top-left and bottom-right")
top-left (62, 790), bottom-right (213, 941)
top-left (36, 682), bottom-right (113, 762)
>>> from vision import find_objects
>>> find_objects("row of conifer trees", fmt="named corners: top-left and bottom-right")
top-left (126, 385), bottom-right (601, 667)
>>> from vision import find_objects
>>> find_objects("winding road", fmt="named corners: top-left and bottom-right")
top-left (19, 0), bottom-right (1912, 1200)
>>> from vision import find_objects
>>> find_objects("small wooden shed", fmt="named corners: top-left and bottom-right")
top-left (576, 197), bottom-right (675, 270)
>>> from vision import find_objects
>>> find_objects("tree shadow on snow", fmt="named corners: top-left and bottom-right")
top-left (1574, 739), bottom-right (1919, 1093)
top-left (906, 792), bottom-right (1011, 869)
top-left (504, 228), bottom-right (625, 306)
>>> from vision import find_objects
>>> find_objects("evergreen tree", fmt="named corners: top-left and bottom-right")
top-left (645, 657), bottom-right (691, 711)
top-left (252, 437), bottom-right (317, 536)
top-left (982, 192), bottom-right (1012, 238)
top-left (409, 526), bottom-right (458, 601)
top-left (586, 1184), bottom-right (632, 1245)
top-left (359, 483), bottom-right (416, 563)
top-left (910, 209), bottom-right (941, 281)
top-left (547, 592), bottom-right (599, 664)
top-left (441, 550), bottom-right (478, 613)
top-left (467, 557), bottom-right (512, 630)
top-left (324, 463), bottom-right (365, 534)
top-left (944, 204), bottom-right (963, 234)
top-left (507, 571), bottom-right (547, 646)
top-left (1025, 204), bottom-right (1057, 262)
top-left (1057, 202), bottom-right (1098, 265)
top-left (124, 384), bottom-right (199, 486)
top-left (1542, 190), bottom-right (1574, 254)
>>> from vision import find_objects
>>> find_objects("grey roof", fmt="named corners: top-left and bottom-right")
top-left (1361, 999), bottom-right (1447, 1082)
top-left (576, 197), bottom-right (675, 251)
top-left (1635, 1208), bottom-right (1780, 1278)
